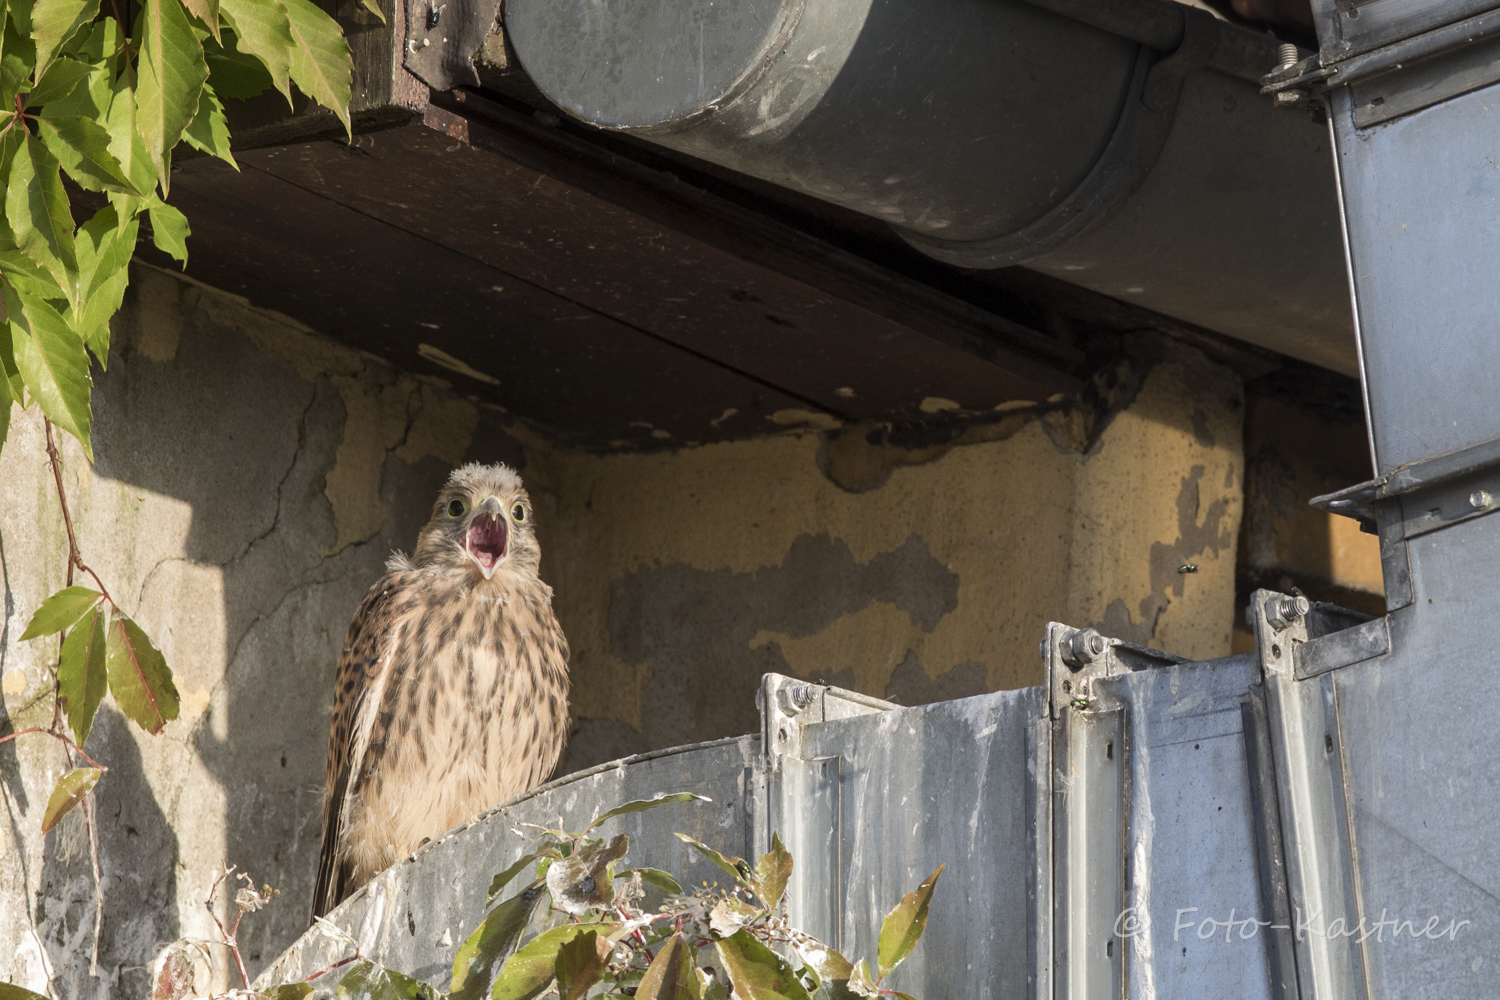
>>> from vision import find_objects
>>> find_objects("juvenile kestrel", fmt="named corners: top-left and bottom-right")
top-left (311, 463), bottom-right (570, 918)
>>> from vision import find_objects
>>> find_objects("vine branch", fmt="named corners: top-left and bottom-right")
top-left (0, 728), bottom-right (109, 771)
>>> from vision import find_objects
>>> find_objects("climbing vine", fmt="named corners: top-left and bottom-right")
top-left (173, 794), bottom-right (943, 1000)
top-left (0, 0), bottom-right (362, 983)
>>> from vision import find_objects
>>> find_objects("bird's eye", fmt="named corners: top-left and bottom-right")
top-left (446, 498), bottom-right (466, 518)
top-left (511, 503), bottom-right (527, 523)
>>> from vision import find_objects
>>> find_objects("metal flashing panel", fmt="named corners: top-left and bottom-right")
top-left (1103, 656), bottom-right (1276, 1000)
top-left (1329, 78), bottom-right (1500, 473)
top-left (1327, 516), bottom-right (1500, 997)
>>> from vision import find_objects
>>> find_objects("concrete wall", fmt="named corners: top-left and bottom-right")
top-left (538, 344), bottom-right (1249, 770)
top-left (0, 266), bottom-right (520, 997)
top-left (1232, 368), bottom-right (1384, 651)
top-left (1, 264), bottom-right (1277, 994)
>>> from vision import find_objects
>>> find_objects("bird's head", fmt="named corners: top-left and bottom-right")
top-left (413, 463), bottom-right (540, 580)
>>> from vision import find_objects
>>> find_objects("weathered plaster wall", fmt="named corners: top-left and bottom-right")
top-left (1, 263), bottom-right (1249, 996)
top-left (541, 343), bottom-right (1247, 771)
top-left (1232, 369), bottom-right (1383, 650)
top-left (0, 265), bottom-right (520, 997)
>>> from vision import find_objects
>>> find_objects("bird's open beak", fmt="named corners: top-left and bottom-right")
top-left (465, 497), bottom-right (508, 579)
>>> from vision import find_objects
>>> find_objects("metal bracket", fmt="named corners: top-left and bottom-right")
top-left (1042, 623), bottom-right (1124, 1000)
top-left (404, 0), bottom-right (500, 90)
top-left (1310, 432), bottom-right (1500, 613)
top-left (758, 673), bottom-right (896, 762)
top-left (756, 674), bottom-right (896, 951)
top-left (1041, 623), bottom-right (1188, 1000)
top-left (1249, 591), bottom-right (1368, 1000)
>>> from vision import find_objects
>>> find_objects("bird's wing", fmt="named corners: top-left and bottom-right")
top-left (311, 573), bottom-right (408, 920)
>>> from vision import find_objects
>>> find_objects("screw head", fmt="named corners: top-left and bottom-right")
top-left (1471, 490), bottom-right (1492, 510)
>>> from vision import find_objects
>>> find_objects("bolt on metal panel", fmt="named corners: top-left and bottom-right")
top-left (1044, 621), bottom-right (1285, 1000)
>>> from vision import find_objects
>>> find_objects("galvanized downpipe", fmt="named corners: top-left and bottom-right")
top-left (505, 0), bottom-right (1356, 375)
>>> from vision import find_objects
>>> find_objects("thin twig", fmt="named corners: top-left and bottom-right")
top-left (207, 865), bottom-right (252, 989)
top-left (42, 424), bottom-right (109, 978)
top-left (82, 794), bottom-right (103, 975)
top-left (43, 422), bottom-right (114, 606)
top-left (0, 727), bottom-right (109, 770)
top-left (305, 954), bottom-right (362, 981)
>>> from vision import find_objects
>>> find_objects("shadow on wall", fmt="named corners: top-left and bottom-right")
top-left (1235, 365), bottom-right (1383, 624)
top-left (33, 709), bottom-right (180, 998)
top-left (560, 532), bottom-right (983, 773)
top-left (55, 269), bottom-right (528, 981)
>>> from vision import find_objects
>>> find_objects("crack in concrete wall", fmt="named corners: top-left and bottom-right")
top-left (0, 265), bottom-right (493, 996)
top-left (0, 265), bottom-right (1257, 997)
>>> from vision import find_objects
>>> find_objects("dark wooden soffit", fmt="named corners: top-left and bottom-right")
top-left (149, 90), bottom-right (1099, 449)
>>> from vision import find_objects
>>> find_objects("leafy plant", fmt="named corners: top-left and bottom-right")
top-left (0, 0), bottom-right (360, 985)
top-left (278, 794), bottom-right (944, 1000)
top-left (0, 0), bottom-right (368, 461)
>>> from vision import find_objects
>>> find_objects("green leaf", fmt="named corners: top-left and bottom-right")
top-left (43, 20), bottom-right (117, 120)
top-left (72, 202), bottom-right (138, 366)
top-left (875, 864), bottom-right (944, 983)
top-left (182, 82), bottom-right (234, 167)
top-left (0, 314), bottom-right (24, 405)
top-left (489, 923), bottom-right (615, 1000)
top-left (7, 132), bottom-right (77, 294)
top-left (277, 0), bottom-right (350, 134)
top-left (204, 33), bottom-right (274, 99)
top-left (637, 934), bottom-right (700, 1000)
top-left (673, 834), bottom-right (751, 884)
top-left (713, 930), bottom-right (810, 1000)
top-left (451, 885), bottom-right (545, 1000)
top-left (41, 765), bottom-right (101, 832)
top-left (753, 833), bottom-right (792, 908)
top-left (487, 853), bottom-right (543, 906)
top-left (101, 55), bottom-right (159, 199)
top-left (0, 356), bottom-right (10, 454)
top-left (147, 196), bottom-right (190, 264)
top-left (586, 793), bottom-right (711, 833)
top-left (0, 245), bottom-right (66, 300)
top-left (0, 985), bottom-right (54, 1000)
top-left (10, 288), bottom-right (93, 454)
top-left (26, 54), bottom-right (94, 107)
top-left (1, 15), bottom-right (37, 110)
top-left (266, 985), bottom-right (314, 1000)
top-left (179, 0), bottom-right (221, 44)
top-left (135, 0), bottom-right (209, 189)
top-left (217, 0), bottom-right (291, 102)
top-left (37, 114), bottom-right (138, 194)
top-left (105, 611), bottom-right (179, 734)
top-left (58, 604), bottom-right (108, 745)
top-left (19, 584), bottom-right (103, 639)
top-left (334, 961), bottom-right (431, 1000)
top-left (625, 867), bottom-right (683, 895)
top-left (29, 0), bottom-right (98, 81)
top-left (554, 932), bottom-right (604, 1000)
